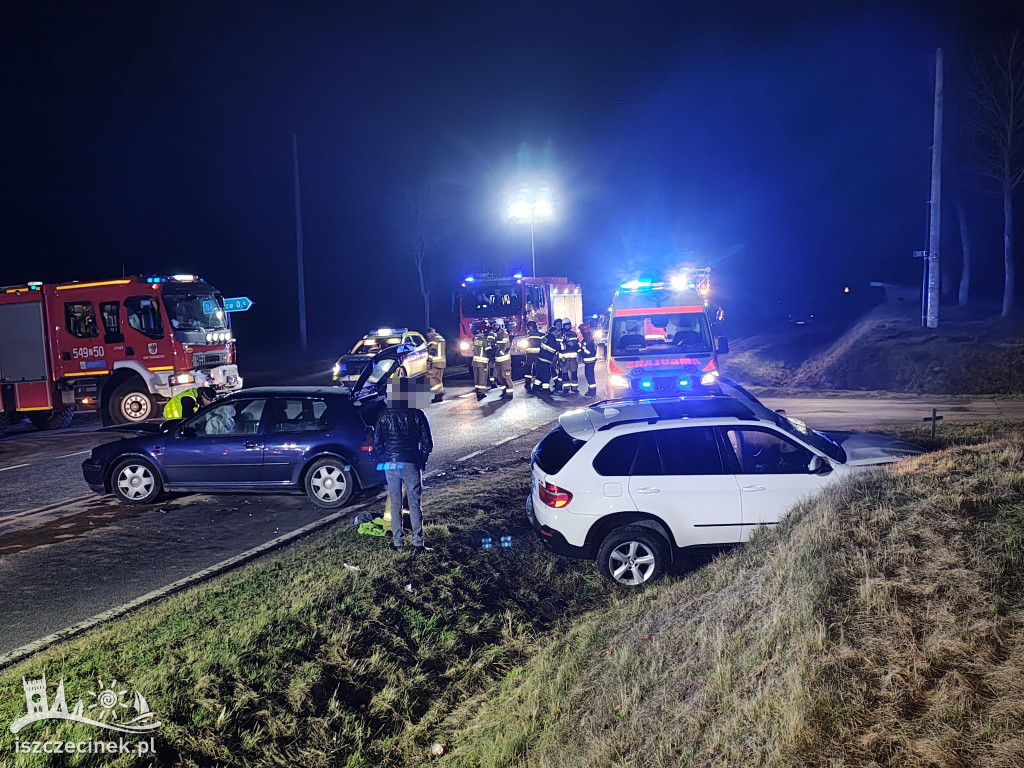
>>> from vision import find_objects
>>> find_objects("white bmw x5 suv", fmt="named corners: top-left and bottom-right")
top-left (528, 385), bottom-right (923, 586)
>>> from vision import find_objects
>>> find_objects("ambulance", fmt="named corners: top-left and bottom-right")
top-left (605, 269), bottom-right (728, 397)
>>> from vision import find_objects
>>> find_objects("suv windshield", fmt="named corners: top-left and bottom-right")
top-left (611, 312), bottom-right (712, 357)
top-left (773, 413), bottom-right (846, 463)
top-left (462, 283), bottom-right (522, 316)
top-left (162, 291), bottom-right (228, 332)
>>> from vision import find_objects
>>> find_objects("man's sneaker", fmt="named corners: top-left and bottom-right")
top-left (412, 546), bottom-right (435, 556)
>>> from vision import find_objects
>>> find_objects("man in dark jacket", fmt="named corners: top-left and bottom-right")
top-left (372, 377), bottom-right (434, 554)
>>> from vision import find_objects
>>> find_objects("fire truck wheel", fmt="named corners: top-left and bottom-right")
top-left (111, 458), bottom-right (163, 505)
top-left (0, 413), bottom-right (9, 438)
top-left (29, 406), bottom-right (75, 431)
top-left (304, 457), bottom-right (355, 509)
top-left (109, 380), bottom-right (155, 424)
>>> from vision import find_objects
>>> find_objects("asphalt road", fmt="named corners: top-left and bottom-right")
top-left (2, 367), bottom-right (1024, 658)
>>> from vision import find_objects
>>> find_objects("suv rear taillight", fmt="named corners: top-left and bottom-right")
top-left (538, 481), bottom-right (573, 509)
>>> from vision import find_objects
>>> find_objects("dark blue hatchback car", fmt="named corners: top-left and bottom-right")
top-left (82, 384), bottom-right (387, 509)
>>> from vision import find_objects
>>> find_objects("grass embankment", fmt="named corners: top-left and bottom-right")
top-left (0, 468), bottom-right (604, 767)
top-left (441, 421), bottom-right (1024, 767)
top-left (725, 304), bottom-right (1024, 394)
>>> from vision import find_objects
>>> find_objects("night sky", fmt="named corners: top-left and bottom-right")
top-left (3, 0), bottom-right (1021, 353)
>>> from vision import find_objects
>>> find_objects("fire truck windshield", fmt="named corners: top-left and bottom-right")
top-left (461, 283), bottom-right (522, 316)
top-left (611, 312), bottom-right (713, 357)
top-left (162, 292), bottom-right (228, 332)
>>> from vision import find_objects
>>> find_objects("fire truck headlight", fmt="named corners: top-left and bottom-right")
top-left (701, 371), bottom-right (720, 386)
top-left (609, 374), bottom-right (630, 389)
top-left (459, 340), bottom-right (471, 352)
top-left (205, 332), bottom-right (213, 342)
top-left (517, 338), bottom-right (529, 349)
top-left (173, 372), bottom-right (195, 385)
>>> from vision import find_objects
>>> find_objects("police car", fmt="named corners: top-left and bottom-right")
top-left (332, 328), bottom-right (429, 387)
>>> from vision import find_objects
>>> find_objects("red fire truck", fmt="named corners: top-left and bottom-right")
top-left (453, 273), bottom-right (583, 359)
top-left (0, 274), bottom-right (243, 435)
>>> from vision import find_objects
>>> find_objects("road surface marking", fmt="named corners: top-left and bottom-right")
top-left (457, 449), bottom-right (484, 462)
top-left (0, 463), bottom-right (30, 473)
top-left (0, 492), bottom-right (384, 670)
top-left (494, 435), bottom-right (517, 446)
top-left (55, 450), bottom-right (92, 460)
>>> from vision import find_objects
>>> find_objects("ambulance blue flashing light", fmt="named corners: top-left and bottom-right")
top-left (620, 278), bottom-right (654, 291)
top-left (146, 277), bottom-right (168, 283)
top-left (464, 275), bottom-right (475, 282)
top-left (513, 271), bottom-right (523, 279)
top-left (639, 379), bottom-right (654, 391)
top-left (677, 377), bottom-right (693, 389)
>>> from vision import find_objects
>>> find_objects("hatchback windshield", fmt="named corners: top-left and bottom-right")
top-left (611, 312), bottom-right (712, 357)
top-left (163, 291), bottom-right (228, 332)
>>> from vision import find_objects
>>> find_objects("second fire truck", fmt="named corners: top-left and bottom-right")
top-left (0, 274), bottom-right (243, 435)
top-left (454, 273), bottom-right (583, 361)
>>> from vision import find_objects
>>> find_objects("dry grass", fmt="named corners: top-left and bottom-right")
top-left (442, 436), bottom-right (1024, 767)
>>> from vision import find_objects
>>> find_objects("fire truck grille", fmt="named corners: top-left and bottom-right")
top-left (192, 352), bottom-right (227, 369)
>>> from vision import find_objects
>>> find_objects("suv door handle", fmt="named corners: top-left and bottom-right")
top-left (741, 485), bottom-right (766, 492)
top-left (634, 487), bottom-right (661, 494)
top-left (244, 441), bottom-right (260, 449)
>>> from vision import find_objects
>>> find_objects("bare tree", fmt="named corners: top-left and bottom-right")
top-left (957, 198), bottom-right (971, 305)
top-left (966, 31), bottom-right (1024, 316)
top-left (399, 181), bottom-right (457, 329)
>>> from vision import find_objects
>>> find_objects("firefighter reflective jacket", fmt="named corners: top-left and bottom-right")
top-left (472, 332), bottom-right (491, 363)
top-left (526, 329), bottom-right (543, 354)
top-left (494, 330), bottom-right (512, 363)
top-left (427, 334), bottom-right (446, 367)
top-left (163, 388), bottom-right (200, 420)
top-left (539, 331), bottom-right (560, 365)
top-left (560, 331), bottom-right (580, 359)
top-left (580, 333), bottom-right (598, 363)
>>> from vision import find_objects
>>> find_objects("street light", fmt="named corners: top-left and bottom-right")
top-left (508, 189), bottom-right (554, 277)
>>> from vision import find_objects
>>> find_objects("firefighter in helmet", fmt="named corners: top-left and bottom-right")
top-left (163, 385), bottom-right (217, 420)
top-left (549, 318), bottom-right (565, 392)
top-left (559, 318), bottom-right (580, 395)
top-left (579, 321), bottom-right (599, 396)
top-left (493, 323), bottom-right (514, 399)
top-left (485, 322), bottom-right (499, 390)
top-left (523, 320), bottom-right (543, 393)
top-left (471, 322), bottom-right (492, 401)
top-left (425, 328), bottom-right (446, 403)
top-left (537, 322), bottom-right (560, 393)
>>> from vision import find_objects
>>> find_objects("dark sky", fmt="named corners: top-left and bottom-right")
top-left (2, 0), bottom-right (1020, 352)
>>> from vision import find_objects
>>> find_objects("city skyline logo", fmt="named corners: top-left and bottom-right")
top-left (9, 674), bottom-right (161, 735)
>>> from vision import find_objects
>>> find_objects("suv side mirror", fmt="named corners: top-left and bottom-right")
top-left (716, 336), bottom-right (730, 355)
top-left (808, 455), bottom-right (831, 474)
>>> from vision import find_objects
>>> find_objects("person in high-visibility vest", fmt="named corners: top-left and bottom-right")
top-left (425, 328), bottom-right (446, 403)
top-left (163, 386), bottom-right (217, 420)
top-left (579, 322), bottom-right (599, 396)
top-left (549, 318), bottom-right (565, 392)
top-left (485, 323), bottom-right (499, 390)
top-left (493, 325), bottom-right (514, 399)
top-left (537, 324), bottom-right (560, 393)
top-left (471, 323), bottom-right (492, 401)
top-left (523, 321), bottom-right (543, 393)
top-left (560, 319), bottom-right (580, 395)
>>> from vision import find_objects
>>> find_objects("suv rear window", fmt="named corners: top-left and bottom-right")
top-left (533, 426), bottom-right (585, 474)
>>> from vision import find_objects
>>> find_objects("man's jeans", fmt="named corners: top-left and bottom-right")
top-left (384, 463), bottom-right (423, 547)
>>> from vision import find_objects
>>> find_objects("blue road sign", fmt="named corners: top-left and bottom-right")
top-left (223, 297), bottom-right (254, 313)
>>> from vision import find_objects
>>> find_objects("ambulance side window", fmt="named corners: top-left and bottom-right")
top-left (125, 296), bottom-right (164, 338)
top-left (64, 302), bottom-right (99, 338)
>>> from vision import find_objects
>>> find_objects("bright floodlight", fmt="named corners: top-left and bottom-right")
top-left (509, 200), bottom-right (531, 221)
top-left (532, 199), bottom-right (553, 218)
top-left (671, 273), bottom-right (692, 289)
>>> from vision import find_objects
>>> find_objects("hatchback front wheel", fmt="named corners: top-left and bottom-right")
top-left (111, 458), bottom-right (163, 505)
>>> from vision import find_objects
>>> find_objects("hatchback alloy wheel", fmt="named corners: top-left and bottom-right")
top-left (111, 458), bottom-right (162, 505)
top-left (305, 458), bottom-right (356, 509)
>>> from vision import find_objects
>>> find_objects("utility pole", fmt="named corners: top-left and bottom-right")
top-left (292, 133), bottom-right (308, 354)
top-left (926, 48), bottom-right (943, 328)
